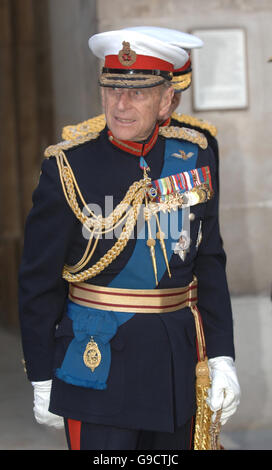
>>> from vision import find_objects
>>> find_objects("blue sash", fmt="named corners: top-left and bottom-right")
top-left (55, 301), bottom-right (133, 388)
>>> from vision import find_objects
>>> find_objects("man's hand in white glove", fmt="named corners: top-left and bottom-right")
top-left (207, 356), bottom-right (241, 425)
top-left (32, 380), bottom-right (64, 429)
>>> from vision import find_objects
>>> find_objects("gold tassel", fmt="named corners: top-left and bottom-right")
top-left (144, 188), bottom-right (158, 286)
top-left (155, 214), bottom-right (171, 279)
top-left (191, 304), bottom-right (222, 450)
top-left (194, 358), bottom-right (213, 450)
top-left (146, 236), bottom-right (158, 286)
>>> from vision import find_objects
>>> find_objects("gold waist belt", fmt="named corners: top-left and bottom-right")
top-left (68, 276), bottom-right (198, 314)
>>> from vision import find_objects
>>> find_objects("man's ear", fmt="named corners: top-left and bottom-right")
top-left (100, 87), bottom-right (106, 109)
top-left (172, 92), bottom-right (181, 110)
top-left (158, 86), bottom-right (175, 120)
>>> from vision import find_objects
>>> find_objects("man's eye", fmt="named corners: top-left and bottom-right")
top-left (133, 90), bottom-right (143, 98)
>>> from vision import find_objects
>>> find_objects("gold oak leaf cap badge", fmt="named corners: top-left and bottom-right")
top-left (118, 41), bottom-right (137, 66)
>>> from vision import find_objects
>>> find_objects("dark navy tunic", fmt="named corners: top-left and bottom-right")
top-left (18, 125), bottom-right (234, 432)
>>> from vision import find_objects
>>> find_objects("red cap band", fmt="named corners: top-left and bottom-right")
top-left (105, 54), bottom-right (174, 72)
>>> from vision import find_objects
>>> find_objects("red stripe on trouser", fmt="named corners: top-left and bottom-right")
top-left (68, 419), bottom-right (81, 450)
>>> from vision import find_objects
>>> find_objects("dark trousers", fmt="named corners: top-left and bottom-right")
top-left (64, 418), bottom-right (194, 450)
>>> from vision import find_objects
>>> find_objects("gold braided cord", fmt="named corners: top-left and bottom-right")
top-left (100, 73), bottom-right (165, 88)
top-left (46, 131), bottom-right (150, 243)
top-left (190, 305), bottom-right (206, 362)
top-left (56, 150), bottom-right (147, 234)
top-left (52, 148), bottom-right (150, 281)
top-left (55, 152), bottom-right (100, 274)
top-left (171, 72), bottom-right (192, 91)
top-left (62, 184), bottom-right (145, 282)
top-left (65, 234), bottom-right (99, 274)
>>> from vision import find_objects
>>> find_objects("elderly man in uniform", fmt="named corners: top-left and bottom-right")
top-left (19, 28), bottom-right (240, 451)
top-left (62, 27), bottom-right (220, 191)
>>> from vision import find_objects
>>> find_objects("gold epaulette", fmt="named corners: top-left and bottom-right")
top-left (171, 112), bottom-right (217, 137)
top-left (158, 125), bottom-right (208, 150)
top-left (44, 132), bottom-right (100, 158)
top-left (62, 114), bottom-right (106, 141)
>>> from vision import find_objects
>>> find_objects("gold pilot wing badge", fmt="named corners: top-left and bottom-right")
top-left (83, 336), bottom-right (102, 372)
top-left (171, 149), bottom-right (194, 160)
top-left (118, 41), bottom-right (137, 66)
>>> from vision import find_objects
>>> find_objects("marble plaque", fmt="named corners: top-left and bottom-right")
top-left (191, 28), bottom-right (248, 111)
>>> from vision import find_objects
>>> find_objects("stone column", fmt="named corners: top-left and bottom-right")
top-left (48, 0), bottom-right (101, 138)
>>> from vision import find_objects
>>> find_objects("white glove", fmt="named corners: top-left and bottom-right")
top-left (32, 380), bottom-right (64, 429)
top-left (207, 356), bottom-right (241, 425)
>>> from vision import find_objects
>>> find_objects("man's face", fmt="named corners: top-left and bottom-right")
top-left (101, 84), bottom-right (174, 142)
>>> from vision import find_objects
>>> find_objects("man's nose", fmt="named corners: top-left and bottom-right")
top-left (116, 90), bottom-right (131, 110)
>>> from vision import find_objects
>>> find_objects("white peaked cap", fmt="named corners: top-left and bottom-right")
top-left (123, 26), bottom-right (203, 50)
top-left (88, 29), bottom-right (189, 88)
top-left (122, 26), bottom-right (203, 92)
